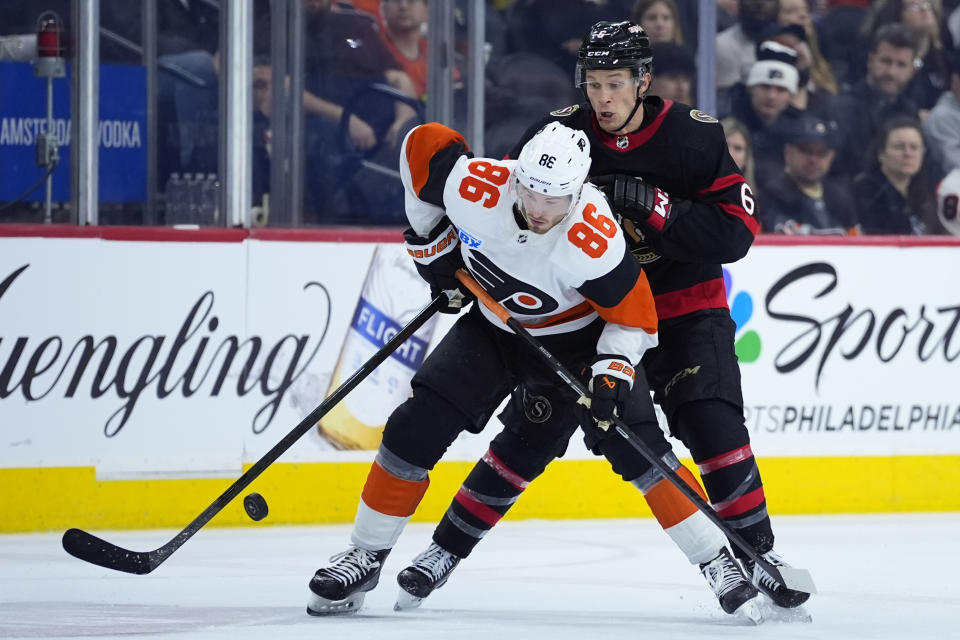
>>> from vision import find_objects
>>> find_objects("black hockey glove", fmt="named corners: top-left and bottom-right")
top-left (593, 174), bottom-right (672, 228)
top-left (585, 354), bottom-right (635, 430)
top-left (403, 217), bottom-right (474, 314)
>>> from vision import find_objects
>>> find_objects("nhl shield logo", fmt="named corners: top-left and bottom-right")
top-left (617, 135), bottom-right (629, 149)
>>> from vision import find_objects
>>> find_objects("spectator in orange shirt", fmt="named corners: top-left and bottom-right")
top-left (379, 0), bottom-right (430, 99)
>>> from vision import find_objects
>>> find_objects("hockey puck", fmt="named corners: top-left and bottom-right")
top-left (243, 492), bottom-right (269, 521)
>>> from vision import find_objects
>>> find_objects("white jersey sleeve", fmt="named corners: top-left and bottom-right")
top-left (399, 123), bottom-right (474, 236)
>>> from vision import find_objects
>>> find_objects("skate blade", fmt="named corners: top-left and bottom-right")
top-left (306, 590), bottom-right (367, 616)
top-left (734, 595), bottom-right (766, 626)
top-left (394, 589), bottom-right (425, 612)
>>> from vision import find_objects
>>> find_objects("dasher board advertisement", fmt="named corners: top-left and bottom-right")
top-left (0, 235), bottom-right (377, 476)
top-left (1, 235), bottom-right (958, 478)
top-left (724, 246), bottom-right (959, 457)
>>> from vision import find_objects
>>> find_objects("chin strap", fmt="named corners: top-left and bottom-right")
top-left (610, 88), bottom-right (645, 133)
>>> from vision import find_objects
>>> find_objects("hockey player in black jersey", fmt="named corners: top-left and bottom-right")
top-left (397, 21), bottom-right (811, 616)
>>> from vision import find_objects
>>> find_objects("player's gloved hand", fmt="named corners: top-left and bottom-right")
top-left (403, 217), bottom-right (474, 314)
top-left (593, 174), bottom-right (672, 226)
top-left (586, 354), bottom-right (635, 430)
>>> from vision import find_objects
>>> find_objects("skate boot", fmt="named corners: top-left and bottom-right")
top-left (394, 542), bottom-right (461, 611)
top-left (306, 546), bottom-right (389, 615)
top-left (699, 547), bottom-right (764, 624)
top-left (743, 549), bottom-right (811, 609)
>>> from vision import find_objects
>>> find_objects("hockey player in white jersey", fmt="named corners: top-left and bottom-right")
top-left (306, 121), bottom-right (760, 620)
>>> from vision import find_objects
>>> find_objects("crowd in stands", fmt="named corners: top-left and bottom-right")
top-left (1, 0), bottom-right (959, 235)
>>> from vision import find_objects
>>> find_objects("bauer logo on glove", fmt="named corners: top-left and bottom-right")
top-left (403, 217), bottom-right (475, 314)
top-left (406, 225), bottom-right (459, 263)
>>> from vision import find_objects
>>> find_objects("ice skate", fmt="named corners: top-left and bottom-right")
top-left (394, 542), bottom-right (461, 611)
top-left (306, 546), bottom-right (389, 615)
top-left (743, 549), bottom-right (811, 610)
top-left (699, 547), bottom-right (765, 624)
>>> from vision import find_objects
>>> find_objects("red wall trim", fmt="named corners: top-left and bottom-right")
top-left (0, 224), bottom-right (405, 243)
top-left (0, 225), bottom-right (958, 247)
top-left (753, 234), bottom-right (960, 247)
top-left (249, 227), bottom-right (404, 243)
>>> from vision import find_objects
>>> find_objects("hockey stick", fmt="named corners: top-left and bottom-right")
top-left (455, 269), bottom-right (816, 595)
top-left (62, 293), bottom-right (447, 574)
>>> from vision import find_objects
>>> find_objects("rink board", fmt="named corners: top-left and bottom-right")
top-left (5, 455), bottom-right (960, 532)
top-left (1, 229), bottom-right (959, 532)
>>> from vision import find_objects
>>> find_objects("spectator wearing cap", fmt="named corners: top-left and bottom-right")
top-left (854, 116), bottom-right (945, 234)
top-left (757, 115), bottom-right (859, 234)
top-left (776, 0), bottom-right (839, 96)
top-left (922, 50), bottom-right (960, 172)
top-left (832, 24), bottom-right (925, 180)
top-left (765, 22), bottom-right (840, 119)
top-left (719, 40), bottom-right (801, 126)
top-left (649, 42), bottom-right (696, 105)
top-left (719, 40), bottom-right (805, 189)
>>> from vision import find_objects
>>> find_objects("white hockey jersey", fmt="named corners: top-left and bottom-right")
top-left (400, 123), bottom-right (658, 365)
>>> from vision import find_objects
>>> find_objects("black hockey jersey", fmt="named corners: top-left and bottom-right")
top-left (508, 98), bottom-right (758, 323)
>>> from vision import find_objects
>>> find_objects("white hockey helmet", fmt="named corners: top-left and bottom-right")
top-left (515, 122), bottom-right (592, 205)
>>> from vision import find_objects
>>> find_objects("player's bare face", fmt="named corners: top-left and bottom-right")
top-left (517, 184), bottom-right (572, 233)
top-left (584, 69), bottom-right (645, 134)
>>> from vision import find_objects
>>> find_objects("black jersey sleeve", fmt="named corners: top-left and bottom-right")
top-left (634, 121), bottom-right (759, 264)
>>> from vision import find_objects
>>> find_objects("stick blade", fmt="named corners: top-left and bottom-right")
top-left (62, 528), bottom-right (157, 575)
top-left (778, 566), bottom-right (817, 594)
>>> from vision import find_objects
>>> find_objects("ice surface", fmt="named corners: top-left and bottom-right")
top-left (1, 514), bottom-right (957, 639)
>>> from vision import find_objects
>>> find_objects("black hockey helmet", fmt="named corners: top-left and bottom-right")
top-left (575, 21), bottom-right (654, 87)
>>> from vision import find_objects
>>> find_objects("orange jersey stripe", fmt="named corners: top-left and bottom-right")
top-left (520, 301), bottom-right (595, 329)
top-left (587, 271), bottom-right (658, 333)
top-left (405, 123), bottom-right (468, 196)
top-left (360, 461), bottom-right (430, 518)
top-left (644, 465), bottom-right (708, 530)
